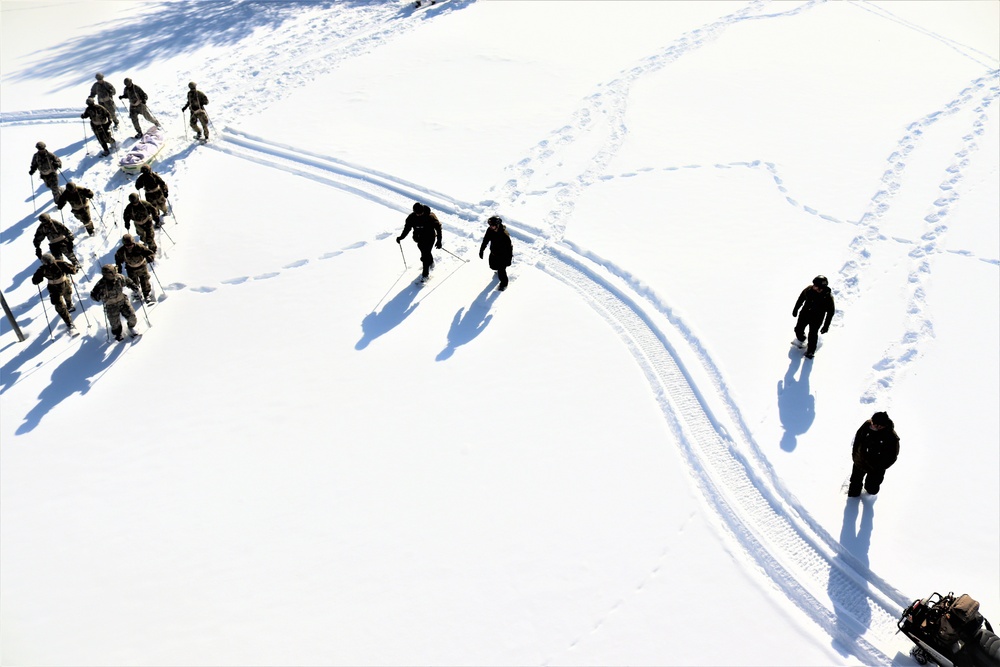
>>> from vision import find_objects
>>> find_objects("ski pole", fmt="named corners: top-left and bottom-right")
top-left (167, 197), bottom-right (179, 224)
top-left (156, 221), bottom-right (175, 244)
top-left (82, 118), bottom-right (90, 156)
top-left (102, 303), bottom-right (110, 341)
top-left (398, 241), bottom-right (408, 269)
top-left (438, 246), bottom-right (468, 263)
top-left (148, 263), bottom-right (165, 296)
top-left (137, 294), bottom-right (151, 327)
top-left (35, 284), bottom-right (54, 340)
top-left (70, 278), bottom-right (92, 329)
top-left (29, 173), bottom-right (37, 214)
top-left (182, 110), bottom-right (187, 140)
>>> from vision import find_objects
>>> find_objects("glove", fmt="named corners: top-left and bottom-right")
top-left (28, 169), bottom-right (34, 175)
top-left (792, 310), bottom-right (798, 317)
top-left (436, 243), bottom-right (442, 250)
top-left (479, 250), bottom-right (484, 259)
top-left (820, 326), bottom-right (829, 334)
top-left (396, 237), bottom-right (402, 244)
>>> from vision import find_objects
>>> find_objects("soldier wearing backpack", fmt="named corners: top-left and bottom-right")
top-left (81, 97), bottom-right (116, 156)
top-left (28, 141), bottom-right (63, 203)
top-left (181, 81), bottom-right (210, 141)
top-left (847, 411), bottom-right (900, 497)
top-left (57, 181), bottom-right (96, 236)
top-left (89, 73), bottom-right (120, 128)
top-left (32, 213), bottom-right (78, 267)
top-left (119, 77), bottom-right (160, 138)
top-left (31, 252), bottom-right (79, 334)
top-left (135, 165), bottom-right (170, 216)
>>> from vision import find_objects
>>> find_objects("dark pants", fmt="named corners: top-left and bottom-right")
top-left (91, 122), bottom-right (114, 151)
top-left (497, 266), bottom-right (508, 289)
top-left (848, 465), bottom-right (886, 496)
top-left (417, 241), bottom-right (434, 277)
top-left (794, 313), bottom-right (824, 356)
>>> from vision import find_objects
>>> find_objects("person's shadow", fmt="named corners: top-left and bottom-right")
top-left (355, 280), bottom-right (420, 350)
top-left (436, 282), bottom-right (498, 361)
top-left (777, 349), bottom-right (815, 451)
top-left (827, 497), bottom-right (876, 656)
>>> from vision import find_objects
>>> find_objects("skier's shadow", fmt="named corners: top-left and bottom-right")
top-left (15, 332), bottom-right (128, 435)
top-left (355, 279), bottom-right (420, 350)
top-left (436, 282), bottom-right (498, 361)
top-left (777, 348), bottom-right (815, 452)
top-left (827, 497), bottom-right (875, 656)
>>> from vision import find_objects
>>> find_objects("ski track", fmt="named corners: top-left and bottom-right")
top-left (4, 1), bottom-right (999, 663)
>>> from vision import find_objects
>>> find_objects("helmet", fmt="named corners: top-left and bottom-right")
top-left (487, 216), bottom-right (502, 226)
top-left (86, 97), bottom-right (95, 105)
top-left (41, 253), bottom-right (55, 264)
top-left (38, 213), bottom-right (52, 222)
top-left (122, 234), bottom-right (134, 244)
top-left (66, 181), bottom-right (77, 190)
top-left (188, 81), bottom-right (197, 89)
top-left (140, 164), bottom-right (151, 173)
top-left (128, 193), bottom-right (139, 202)
top-left (35, 141), bottom-right (46, 150)
top-left (123, 77), bottom-right (132, 85)
top-left (101, 264), bottom-right (116, 277)
top-left (95, 72), bottom-right (104, 80)
top-left (412, 202), bottom-right (422, 213)
top-left (812, 275), bottom-right (829, 288)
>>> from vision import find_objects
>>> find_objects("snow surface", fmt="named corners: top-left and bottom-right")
top-left (1, 1), bottom-right (998, 665)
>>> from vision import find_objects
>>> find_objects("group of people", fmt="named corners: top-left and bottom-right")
top-left (396, 202), bottom-right (513, 291)
top-left (787, 274), bottom-right (900, 497)
top-left (80, 73), bottom-right (211, 156)
top-left (29, 138), bottom-right (174, 340)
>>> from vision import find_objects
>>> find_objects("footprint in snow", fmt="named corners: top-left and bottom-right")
top-left (320, 250), bottom-right (343, 260)
top-left (283, 259), bottom-right (308, 269)
top-left (254, 272), bottom-right (280, 280)
top-left (222, 276), bottom-right (249, 285)
top-left (191, 286), bottom-right (216, 293)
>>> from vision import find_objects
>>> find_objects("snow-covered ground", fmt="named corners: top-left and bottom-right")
top-left (1, 1), bottom-right (997, 665)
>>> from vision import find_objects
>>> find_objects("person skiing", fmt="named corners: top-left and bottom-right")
top-left (28, 141), bottom-right (63, 202)
top-left (56, 181), bottom-right (96, 236)
top-left (81, 97), bottom-right (116, 156)
top-left (791, 275), bottom-right (835, 359)
top-left (396, 202), bottom-right (442, 282)
top-left (135, 165), bottom-right (170, 216)
top-left (90, 264), bottom-right (141, 341)
top-left (31, 252), bottom-right (79, 335)
top-left (479, 215), bottom-right (513, 291)
top-left (181, 81), bottom-right (210, 141)
top-left (32, 213), bottom-right (78, 267)
top-left (114, 234), bottom-right (156, 304)
top-left (847, 411), bottom-right (900, 497)
top-left (89, 72), bottom-right (119, 128)
top-left (123, 192), bottom-right (160, 253)
top-left (118, 77), bottom-right (160, 138)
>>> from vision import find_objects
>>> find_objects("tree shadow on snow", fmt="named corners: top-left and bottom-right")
top-left (355, 278), bottom-right (420, 350)
top-left (14, 332), bottom-right (131, 435)
top-left (436, 281), bottom-right (498, 361)
top-left (3, 0), bottom-right (385, 91)
top-left (776, 348), bottom-right (814, 452)
top-left (827, 497), bottom-right (876, 657)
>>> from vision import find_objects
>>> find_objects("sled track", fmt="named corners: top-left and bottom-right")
top-left (211, 128), bottom-right (910, 663)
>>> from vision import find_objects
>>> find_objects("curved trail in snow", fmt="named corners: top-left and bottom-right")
top-left (207, 127), bottom-right (908, 664)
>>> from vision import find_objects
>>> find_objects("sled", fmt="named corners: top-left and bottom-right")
top-left (898, 592), bottom-right (1000, 667)
top-left (119, 126), bottom-right (167, 174)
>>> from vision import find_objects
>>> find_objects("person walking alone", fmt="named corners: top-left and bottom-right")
top-left (847, 411), bottom-right (900, 497)
top-left (479, 215), bottom-right (513, 291)
top-left (181, 81), bottom-right (210, 141)
top-left (792, 275), bottom-right (835, 359)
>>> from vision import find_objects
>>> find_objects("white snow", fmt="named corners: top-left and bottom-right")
top-left (1, 1), bottom-right (997, 665)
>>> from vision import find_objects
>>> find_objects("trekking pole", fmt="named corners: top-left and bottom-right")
top-left (82, 118), bottom-right (90, 156)
top-left (438, 246), bottom-right (468, 263)
top-left (102, 304), bottom-right (110, 341)
top-left (29, 173), bottom-right (37, 214)
top-left (70, 278), bottom-right (92, 329)
top-left (35, 284), bottom-right (54, 340)
top-left (167, 197), bottom-right (179, 224)
top-left (156, 221), bottom-right (175, 244)
top-left (137, 295), bottom-right (151, 327)
top-left (182, 109), bottom-right (188, 140)
top-left (148, 263), bottom-right (165, 297)
top-left (398, 241), bottom-right (408, 269)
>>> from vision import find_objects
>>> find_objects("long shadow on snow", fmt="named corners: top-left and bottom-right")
top-left (14, 333), bottom-right (129, 434)
top-left (355, 279), bottom-right (420, 350)
top-left (436, 280), bottom-right (498, 361)
top-left (3, 0), bottom-right (381, 91)
top-left (776, 348), bottom-right (815, 452)
top-left (827, 497), bottom-right (875, 657)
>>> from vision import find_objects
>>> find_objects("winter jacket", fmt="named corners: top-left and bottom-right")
top-left (29, 150), bottom-right (61, 175)
top-left (33, 220), bottom-right (74, 250)
top-left (115, 242), bottom-right (155, 272)
top-left (793, 285), bottom-right (835, 329)
top-left (123, 199), bottom-right (160, 227)
top-left (135, 171), bottom-right (168, 198)
top-left (120, 83), bottom-right (148, 106)
top-left (57, 186), bottom-right (94, 211)
top-left (31, 258), bottom-right (77, 286)
top-left (182, 89), bottom-right (208, 112)
top-left (89, 79), bottom-right (116, 101)
top-left (480, 224), bottom-right (513, 269)
top-left (81, 103), bottom-right (111, 126)
top-left (399, 210), bottom-right (442, 248)
top-left (852, 421), bottom-right (900, 472)
top-left (91, 274), bottom-right (139, 305)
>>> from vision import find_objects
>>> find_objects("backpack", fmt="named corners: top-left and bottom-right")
top-left (937, 594), bottom-right (984, 644)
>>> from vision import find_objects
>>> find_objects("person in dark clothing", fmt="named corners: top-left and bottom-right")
top-left (91, 264), bottom-right (140, 340)
top-left (119, 77), bottom-right (160, 138)
top-left (135, 165), bottom-right (169, 216)
top-left (123, 192), bottom-right (160, 252)
top-left (114, 234), bottom-right (156, 304)
top-left (181, 81), bottom-right (210, 141)
top-left (848, 411), bottom-right (900, 497)
top-left (396, 202), bottom-right (442, 282)
top-left (89, 72), bottom-right (120, 128)
top-left (31, 252), bottom-right (79, 334)
top-left (57, 181), bottom-right (96, 235)
top-left (81, 97), bottom-right (116, 156)
top-left (479, 215), bottom-right (513, 291)
top-left (792, 275), bottom-right (835, 359)
top-left (32, 213), bottom-right (78, 267)
top-left (28, 141), bottom-right (63, 202)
